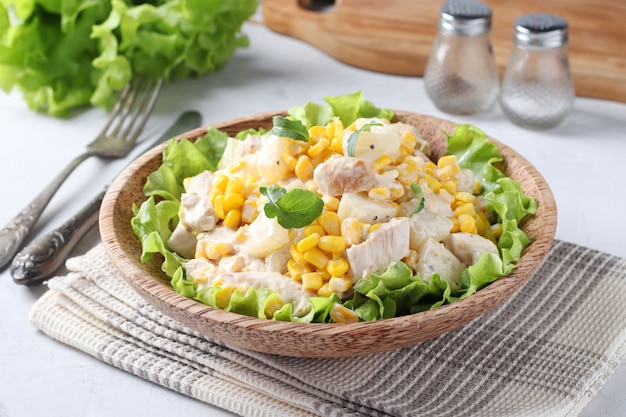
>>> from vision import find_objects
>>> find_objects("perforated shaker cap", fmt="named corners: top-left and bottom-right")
top-left (514, 13), bottom-right (569, 48)
top-left (439, 0), bottom-right (493, 36)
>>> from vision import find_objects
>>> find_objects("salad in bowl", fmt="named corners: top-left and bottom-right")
top-left (130, 92), bottom-right (537, 324)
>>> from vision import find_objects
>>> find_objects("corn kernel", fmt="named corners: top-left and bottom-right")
top-left (424, 176), bottom-right (441, 192)
top-left (310, 126), bottom-right (328, 141)
top-left (401, 132), bottom-right (417, 153)
top-left (295, 155), bottom-right (314, 180)
top-left (229, 159), bottom-right (248, 173)
top-left (473, 180), bottom-right (482, 194)
top-left (455, 202), bottom-right (476, 217)
top-left (329, 276), bottom-right (352, 292)
top-left (317, 283), bottom-right (334, 298)
top-left (341, 218), bottom-right (362, 246)
top-left (369, 223), bottom-right (381, 233)
top-left (308, 138), bottom-right (330, 157)
top-left (424, 161), bottom-right (437, 177)
top-left (222, 193), bottom-right (244, 212)
top-left (225, 176), bottom-right (244, 195)
top-left (459, 214), bottom-right (477, 234)
top-left (223, 209), bottom-right (242, 229)
top-left (455, 192), bottom-right (477, 205)
top-left (330, 136), bottom-right (343, 154)
top-left (318, 211), bottom-right (341, 236)
top-left (302, 272), bottom-right (324, 291)
top-left (241, 200), bottom-right (257, 224)
top-left (289, 244), bottom-right (306, 265)
top-left (437, 155), bottom-right (458, 169)
top-left (287, 258), bottom-right (307, 280)
top-left (368, 187), bottom-right (391, 201)
top-left (213, 195), bottom-right (225, 219)
top-left (264, 298), bottom-right (284, 318)
top-left (303, 224), bottom-right (325, 237)
top-left (327, 257), bottom-right (349, 277)
top-left (449, 217), bottom-right (460, 233)
top-left (442, 180), bottom-right (457, 195)
top-left (208, 187), bottom-right (223, 202)
top-left (329, 304), bottom-right (359, 323)
top-left (319, 235), bottom-right (347, 253)
top-left (303, 247), bottom-right (329, 270)
top-left (491, 223), bottom-right (503, 239)
top-left (296, 233), bottom-right (320, 252)
top-left (390, 187), bottom-right (404, 200)
top-left (213, 174), bottom-right (229, 192)
top-left (323, 195), bottom-right (340, 211)
top-left (372, 155), bottom-right (392, 172)
top-left (194, 276), bottom-right (208, 283)
top-left (214, 242), bottom-right (232, 257)
top-left (215, 287), bottom-right (234, 308)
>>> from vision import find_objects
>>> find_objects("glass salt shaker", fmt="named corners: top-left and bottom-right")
top-left (423, 0), bottom-right (499, 115)
top-left (499, 13), bottom-right (575, 129)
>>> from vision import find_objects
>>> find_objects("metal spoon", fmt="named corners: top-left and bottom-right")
top-left (11, 110), bottom-right (203, 286)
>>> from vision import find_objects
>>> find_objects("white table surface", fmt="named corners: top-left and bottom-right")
top-left (1, 19), bottom-right (625, 417)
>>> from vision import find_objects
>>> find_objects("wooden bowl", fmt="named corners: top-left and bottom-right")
top-left (100, 110), bottom-right (557, 358)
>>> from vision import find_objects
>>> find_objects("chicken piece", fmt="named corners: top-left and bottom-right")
top-left (443, 232), bottom-right (499, 266)
top-left (415, 238), bottom-right (465, 291)
top-left (408, 209), bottom-right (453, 250)
top-left (179, 170), bottom-right (219, 233)
top-left (313, 155), bottom-right (378, 196)
top-left (167, 224), bottom-right (197, 259)
top-left (346, 217), bottom-right (410, 280)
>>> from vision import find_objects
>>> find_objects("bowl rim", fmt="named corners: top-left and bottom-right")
top-left (100, 109), bottom-right (557, 357)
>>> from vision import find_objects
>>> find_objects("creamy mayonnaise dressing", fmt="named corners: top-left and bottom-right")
top-left (171, 118), bottom-right (498, 317)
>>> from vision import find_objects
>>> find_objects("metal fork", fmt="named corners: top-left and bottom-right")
top-left (0, 76), bottom-right (163, 269)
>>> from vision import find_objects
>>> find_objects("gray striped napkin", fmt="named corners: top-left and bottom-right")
top-left (29, 241), bottom-right (626, 417)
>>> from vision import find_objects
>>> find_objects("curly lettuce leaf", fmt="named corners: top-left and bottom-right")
top-left (0, 0), bottom-right (257, 116)
top-left (287, 90), bottom-right (394, 128)
top-left (342, 125), bottom-right (538, 320)
top-left (131, 96), bottom-right (537, 323)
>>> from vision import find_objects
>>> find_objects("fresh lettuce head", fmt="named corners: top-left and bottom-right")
top-left (130, 92), bottom-right (537, 323)
top-left (0, 0), bottom-right (258, 116)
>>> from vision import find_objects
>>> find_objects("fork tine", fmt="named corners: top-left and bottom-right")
top-left (96, 76), bottom-right (141, 138)
top-left (119, 77), bottom-right (163, 142)
top-left (108, 75), bottom-right (147, 138)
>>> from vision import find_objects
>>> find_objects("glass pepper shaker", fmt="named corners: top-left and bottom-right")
top-left (499, 13), bottom-right (575, 129)
top-left (423, 0), bottom-right (499, 115)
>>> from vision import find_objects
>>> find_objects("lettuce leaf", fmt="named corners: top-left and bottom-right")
top-left (0, 0), bottom-right (257, 116)
top-left (131, 94), bottom-right (537, 323)
top-left (341, 124), bottom-right (537, 320)
top-left (288, 90), bottom-right (394, 128)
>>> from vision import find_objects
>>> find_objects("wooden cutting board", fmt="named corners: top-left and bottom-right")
top-left (263, 0), bottom-right (626, 104)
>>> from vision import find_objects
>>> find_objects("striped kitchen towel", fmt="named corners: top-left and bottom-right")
top-left (29, 240), bottom-right (626, 417)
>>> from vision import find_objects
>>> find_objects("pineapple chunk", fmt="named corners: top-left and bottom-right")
top-left (243, 211), bottom-right (290, 258)
top-left (337, 193), bottom-right (397, 224)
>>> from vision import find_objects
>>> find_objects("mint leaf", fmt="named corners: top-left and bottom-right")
top-left (260, 185), bottom-right (323, 229)
top-left (347, 122), bottom-right (382, 157)
top-left (410, 183), bottom-right (425, 215)
top-left (270, 116), bottom-right (310, 142)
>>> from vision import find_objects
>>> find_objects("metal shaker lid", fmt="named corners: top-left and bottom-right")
top-left (514, 13), bottom-right (569, 48)
top-left (439, 0), bottom-right (493, 36)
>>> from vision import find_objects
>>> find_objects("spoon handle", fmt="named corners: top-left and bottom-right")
top-left (11, 189), bottom-right (103, 286)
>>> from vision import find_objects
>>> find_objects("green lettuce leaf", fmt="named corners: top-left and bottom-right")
top-left (130, 95), bottom-right (536, 323)
top-left (341, 124), bottom-right (538, 320)
top-left (288, 90), bottom-right (394, 128)
top-left (0, 0), bottom-right (257, 116)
